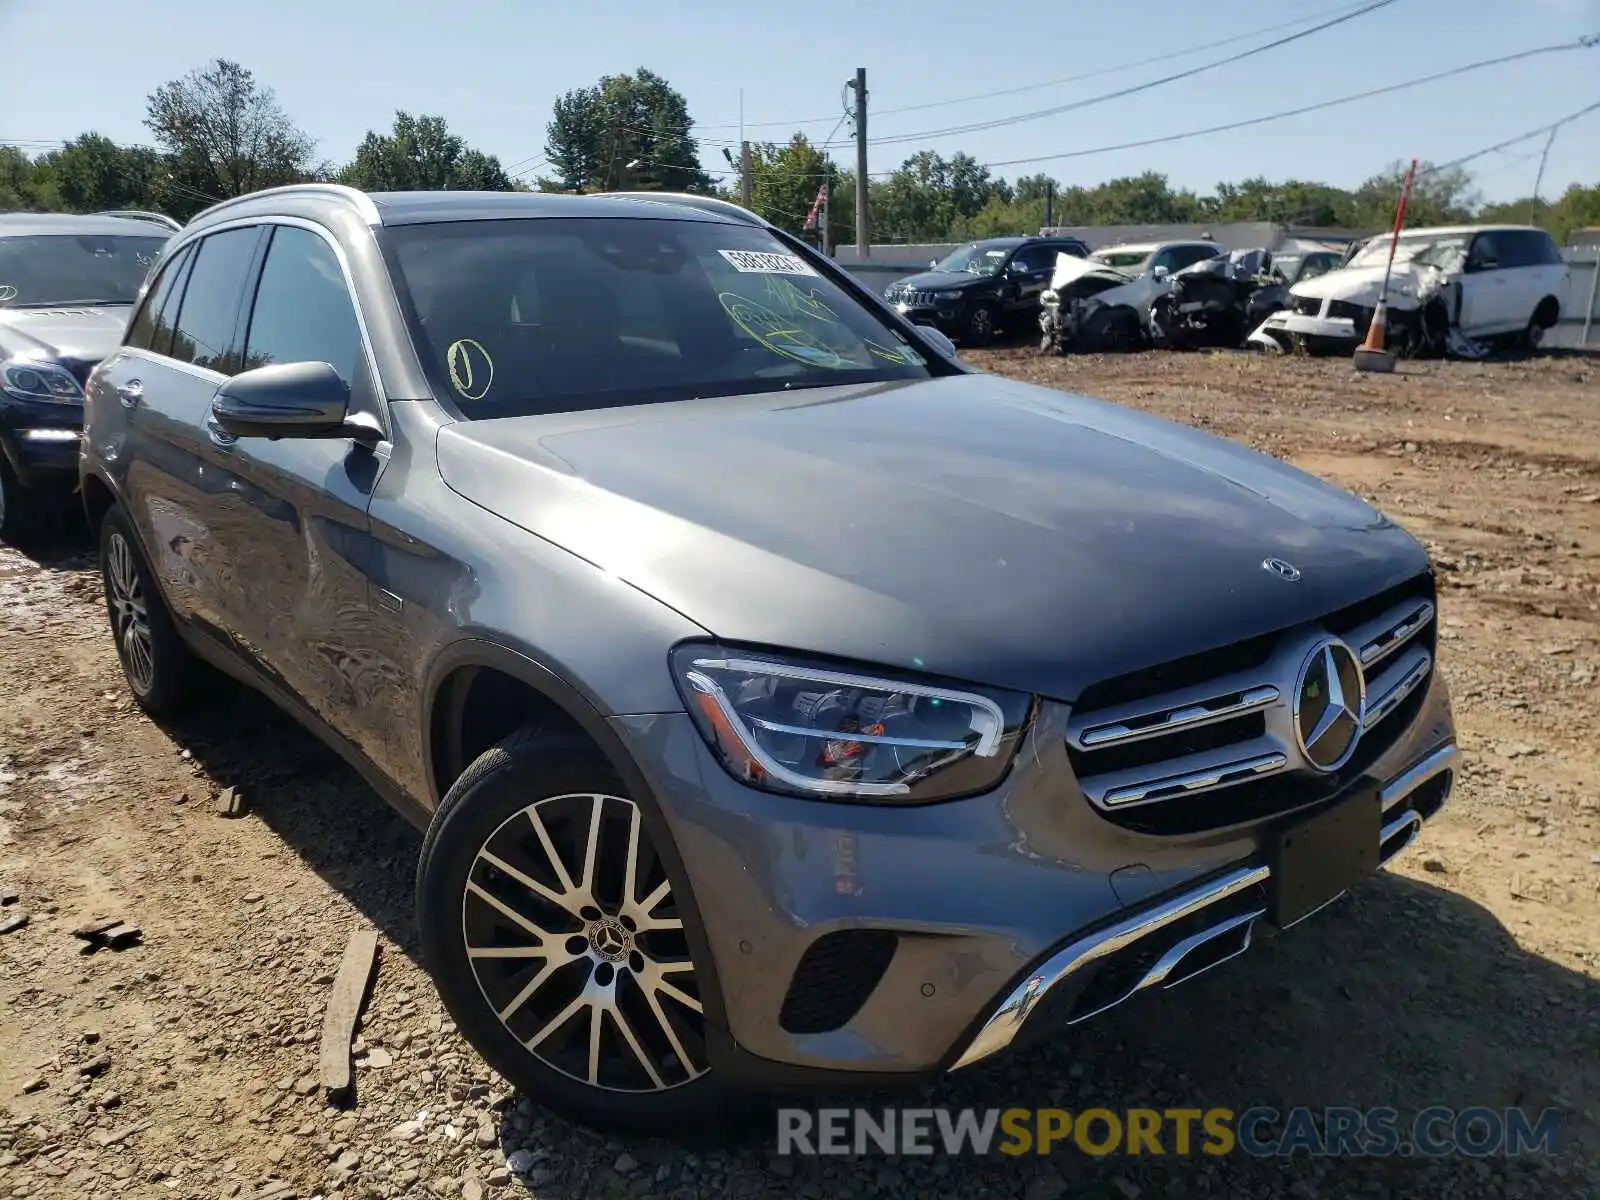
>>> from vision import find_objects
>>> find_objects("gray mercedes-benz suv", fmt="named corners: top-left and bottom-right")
top-left (81, 185), bottom-right (1457, 1133)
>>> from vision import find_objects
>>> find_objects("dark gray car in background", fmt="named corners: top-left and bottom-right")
top-left (80, 185), bottom-right (1458, 1132)
top-left (0, 212), bottom-right (172, 538)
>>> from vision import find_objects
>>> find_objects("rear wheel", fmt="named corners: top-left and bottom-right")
top-left (417, 726), bottom-right (744, 1133)
top-left (99, 505), bottom-right (199, 715)
top-left (1081, 305), bottom-right (1144, 353)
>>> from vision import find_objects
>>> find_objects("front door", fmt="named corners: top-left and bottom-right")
top-left (205, 223), bottom-right (390, 741)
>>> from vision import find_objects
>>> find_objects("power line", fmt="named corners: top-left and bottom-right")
top-left (1418, 97), bottom-right (1600, 177)
top-left (868, 0), bottom-right (1400, 147)
top-left (979, 37), bottom-right (1600, 169)
top-left (695, 0), bottom-right (1389, 130)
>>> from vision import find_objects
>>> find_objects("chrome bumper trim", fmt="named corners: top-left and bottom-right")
top-left (948, 742), bottom-right (1458, 1072)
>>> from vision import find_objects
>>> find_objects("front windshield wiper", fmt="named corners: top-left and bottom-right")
top-left (8, 299), bottom-right (131, 309)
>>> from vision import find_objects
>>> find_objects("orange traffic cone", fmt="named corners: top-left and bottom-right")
top-left (1354, 299), bottom-right (1397, 373)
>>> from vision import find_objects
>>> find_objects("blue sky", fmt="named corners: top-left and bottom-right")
top-left (2, 0), bottom-right (1597, 204)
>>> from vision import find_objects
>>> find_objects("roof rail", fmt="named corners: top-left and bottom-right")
top-left (598, 191), bottom-right (768, 227)
top-left (189, 183), bottom-right (382, 227)
top-left (91, 209), bottom-right (182, 232)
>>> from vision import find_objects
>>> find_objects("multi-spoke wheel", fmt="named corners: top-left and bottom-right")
top-left (106, 527), bottom-right (155, 694)
top-left (97, 505), bottom-right (197, 715)
top-left (463, 791), bottom-right (707, 1093)
top-left (418, 727), bottom-right (739, 1132)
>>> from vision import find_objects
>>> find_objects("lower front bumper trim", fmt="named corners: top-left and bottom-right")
top-left (948, 742), bottom-right (1457, 1072)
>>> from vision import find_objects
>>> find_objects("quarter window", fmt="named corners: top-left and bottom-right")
top-left (244, 226), bottom-right (364, 383)
top-left (169, 228), bottom-right (261, 374)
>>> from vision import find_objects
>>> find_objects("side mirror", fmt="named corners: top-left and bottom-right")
top-left (929, 258), bottom-right (939, 269)
top-left (913, 321), bottom-right (958, 359)
top-left (1151, 265), bottom-right (1171, 281)
top-left (210, 361), bottom-right (360, 440)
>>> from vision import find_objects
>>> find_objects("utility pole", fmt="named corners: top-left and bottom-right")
top-left (740, 140), bottom-right (752, 209)
top-left (1529, 125), bottom-right (1559, 227)
top-left (849, 67), bottom-right (869, 258)
top-left (1044, 180), bottom-right (1054, 230)
top-left (820, 179), bottom-right (830, 257)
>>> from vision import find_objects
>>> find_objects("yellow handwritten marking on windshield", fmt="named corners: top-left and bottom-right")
top-left (766, 277), bottom-right (840, 325)
top-left (0, 285), bottom-right (17, 303)
top-left (446, 338), bottom-right (494, 400)
top-left (719, 293), bottom-right (849, 369)
top-left (863, 340), bottom-right (910, 364)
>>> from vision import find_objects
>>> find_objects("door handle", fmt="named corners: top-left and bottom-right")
top-left (117, 380), bottom-right (143, 409)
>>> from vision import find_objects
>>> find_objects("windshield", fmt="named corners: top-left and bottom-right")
top-left (0, 234), bottom-right (167, 308)
top-left (1348, 233), bottom-right (1469, 273)
top-left (931, 243), bottom-right (1012, 275)
top-left (383, 217), bottom-right (932, 419)
top-left (1089, 248), bottom-right (1152, 270)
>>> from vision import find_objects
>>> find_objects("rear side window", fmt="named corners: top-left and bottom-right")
top-left (169, 227), bottom-right (261, 375)
top-left (125, 244), bottom-right (193, 352)
top-left (1500, 230), bottom-right (1565, 268)
top-left (243, 226), bottom-right (364, 383)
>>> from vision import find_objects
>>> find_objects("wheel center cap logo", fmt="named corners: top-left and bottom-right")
top-left (1294, 638), bottom-right (1366, 772)
top-left (589, 919), bottom-right (631, 962)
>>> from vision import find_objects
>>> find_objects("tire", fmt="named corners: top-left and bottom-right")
top-left (1521, 298), bottom-right (1559, 354)
top-left (99, 504), bottom-right (199, 715)
top-left (964, 303), bottom-right (997, 346)
top-left (1081, 306), bottom-right (1144, 354)
top-left (416, 725), bottom-right (746, 1134)
top-left (0, 454), bottom-right (38, 543)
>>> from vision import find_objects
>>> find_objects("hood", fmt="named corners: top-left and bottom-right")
top-left (435, 375), bottom-right (1427, 702)
top-left (888, 270), bottom-right (996, 292)
top-left (1051, 257), bottom-right (1135, 291)
top-left (0, 305), bottom-right (133, 375)
top-left (1288, 263), bottom-right (1439, 311)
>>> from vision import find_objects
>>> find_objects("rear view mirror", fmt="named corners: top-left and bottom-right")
top-left (211, 361), bottom-right (361, 440)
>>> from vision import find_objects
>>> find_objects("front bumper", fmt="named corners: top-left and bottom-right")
top-left (0, 396), bottom-right (83, 490)
top-left (612, 667), bottom-right (1457, 1080)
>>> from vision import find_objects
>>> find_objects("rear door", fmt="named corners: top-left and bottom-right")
top-left (1500, 230), bottom-right (1568, 328)
top-left (205, 221), bottom-right (390, 744)
top-left (1004, 243), bottom-right (1059, 311)
top-left (98, 226), bottom-right (264, 638)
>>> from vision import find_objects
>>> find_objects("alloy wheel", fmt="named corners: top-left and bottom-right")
top-left (106, 530), bottom-right (155, 693)
top-left (461, 792), bottom-right (708, 1093)
top-left (969, 307), bottom-right (994, 342)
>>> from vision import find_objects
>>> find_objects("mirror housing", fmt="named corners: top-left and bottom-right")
top-left (912, 321), bottom-right (958, 359)
top-left (1150, 265), bottom-right (1171, 281)
top-left (210, 361), bottom-right (364, 441)
top-left (929, 258), bottom-right (939, 269)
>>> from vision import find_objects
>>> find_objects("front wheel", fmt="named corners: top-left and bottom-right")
top-left (416, 726), bottom-right (744, 1133)
top-left (964, 303), bottom-right (997, 346)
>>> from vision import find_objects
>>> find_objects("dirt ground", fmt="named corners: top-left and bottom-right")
top-left (1, 348), bottom-right (1596, 1200)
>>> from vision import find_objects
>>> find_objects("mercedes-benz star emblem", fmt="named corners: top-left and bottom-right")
top-left (1262, 557), bottom-right (1302, 582)
top-left (1293, 638), bottom-right (1366, 771)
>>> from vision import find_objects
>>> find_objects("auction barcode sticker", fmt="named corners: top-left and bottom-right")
top-left (718, 249), bottom-right (818, 276)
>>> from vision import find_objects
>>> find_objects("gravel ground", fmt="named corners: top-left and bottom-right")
top-left (1, 348), bottom-right (1596, 1200)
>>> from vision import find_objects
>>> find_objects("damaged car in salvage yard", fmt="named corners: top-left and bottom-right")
top-left (1037, 239), bottom-right (1225, 353)
top-left (82, 184), bottom-right (1457, 1133)
top-left (1247, 224), bottom-right (1569, 356)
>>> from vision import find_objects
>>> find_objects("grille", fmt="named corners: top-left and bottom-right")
top-left (1328, 300), bottom-right (1371, 323)
top-left (778, 930), bottom-right (899, 1034)
top-left (1067, 573), bottom-right (1437, 835)
top-left (894, 289), bottom-right (942, 307)
top-left (1292, 296), bottom-right (1322, 317)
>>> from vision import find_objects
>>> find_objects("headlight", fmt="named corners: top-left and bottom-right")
top-left (933, 290), bottom-right (964, 301)
top-left (1, 358), bottom-right (85, 405)
top-left (672, 645), bottom-right (1031, 802)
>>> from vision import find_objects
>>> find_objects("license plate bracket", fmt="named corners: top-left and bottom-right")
top-left (1266, 787), bottom-right (1382, 928)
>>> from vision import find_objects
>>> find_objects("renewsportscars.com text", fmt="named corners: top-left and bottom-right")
top-left (776, 1106), bottom-right (1563, 1158)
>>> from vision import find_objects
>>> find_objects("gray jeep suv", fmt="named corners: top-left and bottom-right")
top-left (81, 185), bottom-right (1458, 1133)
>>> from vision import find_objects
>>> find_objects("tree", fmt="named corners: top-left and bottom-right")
top-left (541, 69), bottom-right (711, 194)
top-left (37, 134), bottom-right (167, 213)
top-left (747, 134), bottom-right (839, 240)
top-left (339, 113), bottom-right (511, 192)
top-left (1347, 161), bottom-right (1478, 229)
top-left (144, 58), bottom-right (317, 210)
top-left (0, 146), bottom-right (48, 211)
